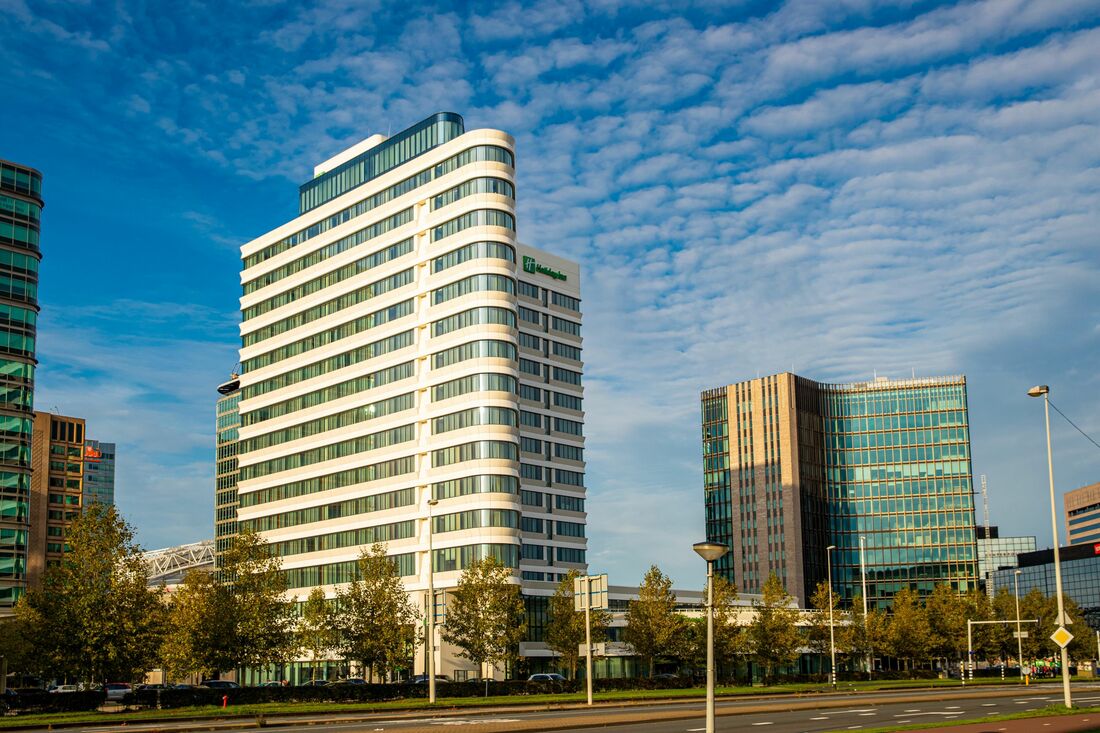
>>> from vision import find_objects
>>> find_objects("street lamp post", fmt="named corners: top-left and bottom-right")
top-left (827, 545), bottom-right (837, 688)
top-left (1028, 385), bottom-right (1072, 708)
top-left (1014, 570), bottom-right (1024, 682)
top-left (694, 541), bottom-right (729, 733)
top-left (426, 497), bottom-right (439, 704)
top-left (859, 535), bottom-right (871, 678)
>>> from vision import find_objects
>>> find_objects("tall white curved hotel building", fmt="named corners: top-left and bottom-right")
top-left (231, 113), bottom-right (586, 680)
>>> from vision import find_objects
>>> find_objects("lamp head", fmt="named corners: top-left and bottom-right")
top-left (1015, 569), bottom-right (1021, 576)
top-left (1027, 385), bottom-right (1049, 398)
top-left (826, 545), bottom-right (836, 551)
top-left (693, 541), bottom-right (728, 563)
top-left (427, 498), bottom-right (439, 506)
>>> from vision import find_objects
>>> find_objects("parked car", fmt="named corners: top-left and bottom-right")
top-left (201, 680), bottom-right (240, 689)
top-left (300, 679), bottom-right (329, 687)
top-left (405, 675), bottom-right (450, 685)
top-left (527, 673), bottom-right (567, 683)
top-left (135, 684), bottom-right (166, 691)
top-left (333, 677), bottom-right (366, 685)
top-left (653, 673), bottom-right (679, 680)
top-left (51, 684), bottom-right (80, 693)
top-left (104, 683), bottom-right (132, 701)
top-left (259, 681), bottom-right (283, 688)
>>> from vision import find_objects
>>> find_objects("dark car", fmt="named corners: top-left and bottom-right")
top-left (527, 673), bottom-right (566, 683)
top-left (333, 678), bottom-right (367, 685)
top-left (299, 679), bottom-right (329, 687)
top-left (405, 675), bottom-right (450, 685)
top-left (201, 680), bottom-right (240, 689)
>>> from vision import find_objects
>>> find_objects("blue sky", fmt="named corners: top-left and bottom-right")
top-left (2, 0), bottom-right (1099, 589)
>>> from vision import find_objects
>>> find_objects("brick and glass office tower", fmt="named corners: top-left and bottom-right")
top-left (28, 412), bottom-right (85, 588)
top-left (701, 373), bottom-right (978, 608)
top-left (234, 113), bottom-right (585, 680)
top-left (0, 160), bottom-right (42, 613)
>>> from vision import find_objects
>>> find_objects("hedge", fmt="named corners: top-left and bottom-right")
top-left (2, 690), bottom-right (104, 714)
top-left (129, 676), bottom-right (695, 708)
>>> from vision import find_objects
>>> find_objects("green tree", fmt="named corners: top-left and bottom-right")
top-left (441, 555), bottom-right (526, 676)
top-left (806, 580), bottom-right (847, 678)
top-left (623, 565), bottom-right (685, 677)
top-left (709, 575), bottom-right (745, 666)
top-left (545, 570), bottom-right (611, 679)
top-left (159, 569), bottom-right (236, 681)
top-left (746, 574), bottom-right (801, 684)
top-left (220, 528), bottom-right (297, 670)
top-left (1019, 587), bottom-right (1052, 662)
top-left (299, 587), bottom-right (340, 682)
top-left (14, 504), bottom-right (166, 682)
top-left (845, 594), bottom-right (888, 674)
top-left (990, 587), bottom-right (1023, 665)
top-left (886, 588), bottom-right (930, 673)
top-left (926, 583), bottom-right (970, 670)
top-left (336, 544), bottom-right (419, 681)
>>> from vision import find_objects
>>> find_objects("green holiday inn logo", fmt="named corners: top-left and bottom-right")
top-left (522, 256), bottom-right (567, 281)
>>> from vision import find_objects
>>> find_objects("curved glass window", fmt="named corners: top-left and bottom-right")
top-left (432, 274), bottom-right (514, 305)
top-left (238, 455), bottom-right (415, 507)
top-left (432, 340), bottom-right (516, 369)
top-left (432, 474), bottom-right (518, 500)
top-left (241, 392), bottom-right (415, 453)
top-left (432, 372), bottom-right (517, 402)
top-left (432, 306), bottom-right (515, 337)
top-left (243, 209), bottom-right (413, 295)
top-left (0, 221), bottom-right (39, 250)
top-left (239, 424), bottom-right (415, 481)
top-left (433, 508), bottom-right (519, 533)
top-left (431, 177), bottom-right (514, 210)
top-left (433, 543), bottom-right (518, 572)
top-left (243, 268), bottom-right (413, 347)
top-left (0, 274), bottom-right (36, 303)
top-left (243, 239), bottom-right (413, 321)
top-left (243, 331), bottom-right (412, 400)
top-left (433, 241), bottom-right (515, 273)
top-left (243, 486), bottom-right (415, 532)
top-left (270, 519), bottom-right (415, 558)
top-left (432, 440), bottom-right (518, 467)
top-left (247, 143), bottom-right (513, 267)
top-left (0, 249), bottom-right (39, 276)
top-left (243, 361), bottom-right (413, 426)
top-left (431, 209), bottom-right (515, 242)
top-left (433, 406), bottom-right (517, 434)
top-left (0, 195), bottom-right (40, 223)
top-left (242, 299), bottom-right (413, 372)
top-left (283, 552), bottom-right (416, 588)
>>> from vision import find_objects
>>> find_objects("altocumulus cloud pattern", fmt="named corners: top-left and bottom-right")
top-left (1, 0), bottom-right (1098, 586)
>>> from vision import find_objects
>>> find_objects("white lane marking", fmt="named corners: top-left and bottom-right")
top-left (810, 717), bottom-right (828, 720)
top-left (750, 723), bottom-right (773, 727)
top-left (904, 708), bottom-right (921, 712)
top-left (982, 703), bottom-right (997, 706)
top-left (858, 713), bottom-right (876, 716)
top-left (897, 721), bottom-right (911, 725)
top-left (847, 727), bottom-right (863, 730)
top-left (431, 720), bottom-right (521, 726)
top-left (945, 705), bottom-right (961, 709)
top-left (893, 712), bottom-right (971, 718)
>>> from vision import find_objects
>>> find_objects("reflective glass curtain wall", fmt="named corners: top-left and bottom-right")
top-left (823, 377), bottom-right (978, 607)
top-left (214, 378), bottom-right (240, 570)
top-left (0, 160), bottom-right (41, 613)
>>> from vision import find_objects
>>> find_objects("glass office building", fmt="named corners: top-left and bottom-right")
top-left (81, 440), bottom-right (116, 508)
top-left (701, 373), bottom-right (979, 608)
top-left (991, 543), bottom-right (1100, 630)
top-left (0, 160), bottom-right (42, 613)
top-left (214, 376), bottom-right (240, 566)
top-left (976, 526), bottom-right (1035, 597)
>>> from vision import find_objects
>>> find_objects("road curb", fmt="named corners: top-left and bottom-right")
top-left (0, 684), bottom-right (1073, 733)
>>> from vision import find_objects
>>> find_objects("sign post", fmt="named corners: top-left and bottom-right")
top-left (574, 574), bottom-right (608, 706)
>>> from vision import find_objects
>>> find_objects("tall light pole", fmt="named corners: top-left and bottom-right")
top-left (1014, 570), bottom-right (1024, 682)
top-left (1028, 385), bottom-right (1071, 708)
top-left (827, 545), bottom-right (837, 688)
top-left (694, 541), bottom-right (729, 733)
top-left (426, 497), bottom-right (439, 704)
top-left (859, 535), bottom-right (871, 678)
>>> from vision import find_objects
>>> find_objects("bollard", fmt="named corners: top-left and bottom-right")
top-left (222, 695), bottom-right (228, 709)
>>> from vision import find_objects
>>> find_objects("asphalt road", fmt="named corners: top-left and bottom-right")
top-left (22, 684), bottom-right (1100, 733)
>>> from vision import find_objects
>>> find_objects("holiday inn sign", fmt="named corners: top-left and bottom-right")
top-left (522, 256), bottom-right (567, 281)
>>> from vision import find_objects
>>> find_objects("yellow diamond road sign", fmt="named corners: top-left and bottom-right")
top-left (1051, 626), bottom-right (1074, 649)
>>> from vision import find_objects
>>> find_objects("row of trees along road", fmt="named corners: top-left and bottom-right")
top-left (2, 506), bottom-right (1093, 685)
top-left (617, 566), bottom-right (1094, 682)
top-left (0, 506), bottom-right (532, 684)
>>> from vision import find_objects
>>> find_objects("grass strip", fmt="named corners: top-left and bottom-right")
top-left (0, 677), bottom-right (1071, 730)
